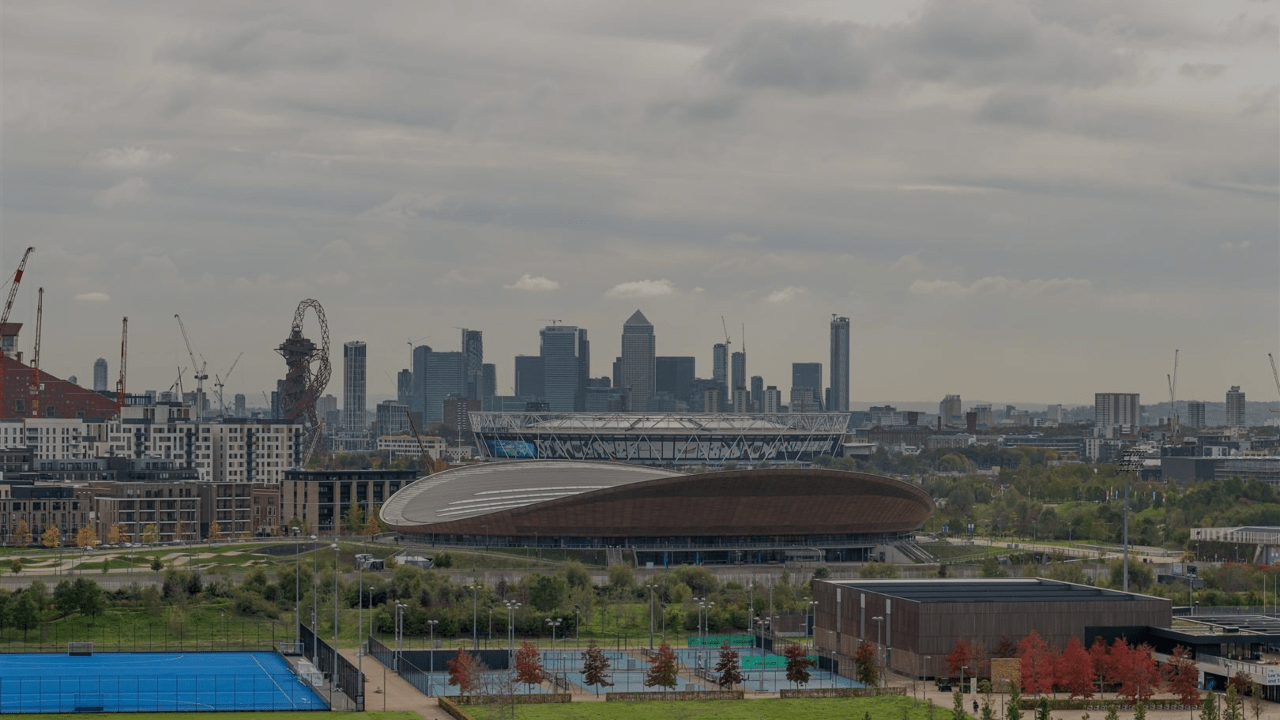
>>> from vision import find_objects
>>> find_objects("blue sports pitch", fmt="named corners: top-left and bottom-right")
top-left (0, 651), bottom-right (326, 713)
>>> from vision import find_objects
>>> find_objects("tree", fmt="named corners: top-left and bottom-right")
top-left (14, 519), bottom-right (31, 547)
top-left (75, 525), bottom-right (98, 549)
top-left (1113, 641), bottom-right (1159, 703)
top-left (1248, 682), bottom-right (1265, 720)
top-left (42, 524), bottom-right (61, 549)
top-left (10, 558), bottom-right (21, 574)
top-left (342, 498), bottom-right (364, 534)
top-left (528, 574), bottom-right (567, 612)
top-left (953, 689), bottom-right (966, 720)
top-left (11, 591), bottom-right (37, 641)
top-left (1224, 684), bottom-right (1243, 720)
top-left (1058, 636), bottom-right (1094, 698)
top-left (107, 523), bottom-right (126, 545)
top-left (142, 524), bottom-right (159, 545)
top-left (208, 520), bottom-right (222, 540)
top-left (1036, 697), bottom-right (1051, 720)
top-left (1007, 680), bottom-right (1023, 720)
top-left (1202, 692), bottom-right (1220, 720)
top-left (948, 639), bottom-right (974, 677)
top-left (53, 580), bottom-right (79, 615)
top-left (784, 642), bottom-right (815, 688)
top-left (714, 642), bottom-right (744, 689)
top-left (1164, 645), bottom-right (1200, 705)
top-left (514, 641), bottom-right (544, 693)
top-left (581, 640), bottom-right (613, 696)
top-left (1089, 636), bottom-right (1112, 697)
top-left (1017, 630), bottom-right (1056, 696)
top-left (854, 639), bottom-right (880, 686)
top-left (646, 642), bottom-right (680, 689)
top-left (447, 647), bottom-right (481, 695)
top-left (75, 578), bottom-right (104, 624)
top-left (365, 503), bottom-right (384, 537)
top-left (1228, 671), bottom-right (1252, 695)
top-left (150, 557), bottom-right (163, 572)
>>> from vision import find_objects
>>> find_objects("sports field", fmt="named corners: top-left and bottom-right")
top-left (0, 651), bottom-right (326, 714)
top-left (475, 695), bottom-right (942, 720)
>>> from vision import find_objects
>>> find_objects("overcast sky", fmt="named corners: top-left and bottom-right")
top-left (2, 0), bottom-right (1277, 409)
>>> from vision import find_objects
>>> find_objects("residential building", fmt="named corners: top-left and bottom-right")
top-left (712, 343), bottom-right (728, 409)
top-left (443, 397), bottom-right (481, 435)
top-left (93, 358), bottom-right (108, 392)
top-left (342, 341), bottom-right (367, 432)
top-left (732, 387), bottom-right (751, 414)
top-left (761, 386), bottom-right (782, 413)
top-left (730, 350), bottom-right (746, 400)
top-left (790, 387), bottom-right (822, 413)
top-left (375, 400), bottom-right (409, 437)
top-left (1186, 401), bottom-right (1207, 430)
top-left (829, 315), bottom-right (850, 413)
top-left (939, 395), bottom-right (962, 426)
top-left (461, 329), bottom-right (484, 400)
top-left (281, 468), bottom-right (417, 536)
top-left (750, 376), bottom-right (764, 413)
top-left (1227, 386), bottom-right (1247, 429)
top-left (619, 310), bottom-right (656, 412)
top-left (233, 393), bottom-right (246, 417)
top-left (1095, 393), bottom-right (1141, 436)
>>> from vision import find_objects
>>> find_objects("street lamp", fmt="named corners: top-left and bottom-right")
top-left (467, 584), bottom-right (481, 650)
top-left (331, 543), bottom-right (339, 692)
top-left (645, 584), bottom-right (657, 650)
top-left (806, 599), bottom-right (818, 650)
top-left (546, 618), bottom-right (562, 686)
top-left (872, 616), bottom-right (885, 688)
top-left (310, 534), bottom-right (318, 633)
top-left (294, 530), bottom-right (301, 644)
top-left (505, 601), bottom-right (520, 669)
top-left (961, 664), bottom-right (968, 699)
top-left (426, 619), bottom-right (439, 696)
top-left (394, 602), bottom-right (406, 671)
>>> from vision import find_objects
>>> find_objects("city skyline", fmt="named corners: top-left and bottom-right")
top-left (2, 1), bottom-right (1275, 405)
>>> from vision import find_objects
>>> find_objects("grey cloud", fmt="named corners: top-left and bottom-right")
top-left (974, 90), bottom-right (1057, 127)
top-left (1179, 61), bottom-right (1229, 79)
top-left (646, 90), bottom-right (745, 123)
top-left (1242, 85), bottom-right (1279, 115)
top-left (157, 17), bottom-right (346, 77)
top-left (702, 19), bottom-right (878, 93)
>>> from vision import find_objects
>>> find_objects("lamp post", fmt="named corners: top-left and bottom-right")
top-left (645, 584), bottom-right (657, 650)
top-left (747, 581), bottom-right (755, 650)
top-left (872, 615), bottom-right (885, 688)
top-left (755, 618), bottom-right (766, 692)
top-left (924, 655), bottom-right (931, 699)
top-left (961, 664), bottom-right (968, 699)
top-left (332, 543), bottom-right (339, 693)
top-left (806, 599), bottom-right (818, 650)
top-left (546, 618), bottom-right (562, 686)
top-left (394, 602), bottom-right (406, 671)
top-left (426, 619), bottom-right (439, 696)
top-left (505, 601), bottom-right (520, 668)
top-left (295, 530), bottom-right (301, 644)
top-left (467, 584), bottom-right (480, 650)
top-left (310, 534), bottom-right (318, 632)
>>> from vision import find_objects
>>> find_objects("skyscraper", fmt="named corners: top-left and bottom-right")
top-left (514, 355), bottom-right (545, 400)
top-left (541, 325), bottom-right (581, 412)
top-left (93, 358), bottom-right (108, 392)
top-left (712, 343), bottom-right (729, 411)
top-left (750, 375), bottom-right (764, 413)
top-left (1095, 393), bottom-right (1141, 435)
top-left (829, 315), bottom-right (850, 413)
top-left (656, 357), bottom-right (695, 404)
top-left (397, 369), bottom-right (413, 406)
top-left (342, 341), bottom-right (367, 432)
top-left (1226, 386), bottom-right (1246, 428)
top-left (939, 395), bottom-right (962, 426)
top-left (413, 345), bottom-right (465, 424)
top-left (461, 329), bottom-right (484, 400)
top-left (791, 363), bottom-right (823, 412)
top-left (620, 310), bottom-right (656, 412)
top-left (576, 329), bottom-right (590, 412)
top-left (731, 350), bottom-right (746, 396)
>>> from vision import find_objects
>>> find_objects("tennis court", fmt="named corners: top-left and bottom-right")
top-left (0, 651), bottom-right (326, 713)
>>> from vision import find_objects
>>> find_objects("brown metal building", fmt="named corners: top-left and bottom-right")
top-left (381, 461), bottom-right (935, 565)
top-left (813, 578), bottom-right (1173, 680)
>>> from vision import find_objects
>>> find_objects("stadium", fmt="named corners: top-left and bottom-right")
top-left (380, 461), bottom-right (934, 565)
top-left (468, 412), bottom-right (848, 467)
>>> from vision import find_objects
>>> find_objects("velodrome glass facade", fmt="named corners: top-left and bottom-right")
top-left (469, 412), bottom-right (848, 466)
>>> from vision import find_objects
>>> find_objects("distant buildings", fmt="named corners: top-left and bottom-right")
top-left (656, 356), bottom-right (695, 406)
top-left (1186, 400), bottom-right (1207, 430)
top-left (791, 363), bottom-right (823, 412)
top-left (619, 311), bottom-right (656, 411)
top-left (541, 325), bottom-right (585, 412)
top-left (342, 341), bottom-right (367, 432)
top-left (93, 358), bottom-right (108, 392)
top-left (514, 355), bottom-right (544, 401)
top-left (829, 315), bottom-right (850, 413)
top-left (939, 395), bottom-right (962, 426)
top-left (1095, 393), bottom-right (1141, 436)
top-left (461, 328), bottom-right (484, 400)
top-left (1226, 386), bottom-right (1247, 429)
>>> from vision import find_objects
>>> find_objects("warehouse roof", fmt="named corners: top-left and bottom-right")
top-left (829, 578), bottom-right (1153, 603)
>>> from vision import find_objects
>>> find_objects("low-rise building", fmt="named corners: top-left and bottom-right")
top-left (281, 468), bottom-right (418, 536)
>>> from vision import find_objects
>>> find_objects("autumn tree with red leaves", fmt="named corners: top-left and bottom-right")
top-left (1164, 645), bottom-right (1200, 705)
top-left (1057, 636), bottom-right (1095, 698)
top-left (447, 646), bottom-right (482, 695)
top-left (645, 643), bottom-right (680, 690)
top-left (1017, 631), bottom-right (1056, 696)
top-left (514, 641), bottom-right (544, 692)
top-left (1089, 636), bottom-right (1112, 697)
top-left (854, 639), bottom-right (880, 686)
top-left (1114, 641), bottom-right (1160, 703)
top-left (948, 639), bottom-right (973, 677)
top-left (784, 642), bottom-right (815, 688)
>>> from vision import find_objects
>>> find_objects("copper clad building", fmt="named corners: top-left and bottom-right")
top-left (381, 461), bottom-right (934, 565)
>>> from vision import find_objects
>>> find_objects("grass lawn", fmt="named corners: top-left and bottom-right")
top-left (476, 695), bottom-right (944, 720)
top-left (11, 707), bottom-right (419, 712)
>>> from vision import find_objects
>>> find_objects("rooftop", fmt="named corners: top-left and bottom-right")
top-left (827, 578), bottom-right (1154, 604)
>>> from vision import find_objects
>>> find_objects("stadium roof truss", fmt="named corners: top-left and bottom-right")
top-left (469, 412), bottom-right (848, 465)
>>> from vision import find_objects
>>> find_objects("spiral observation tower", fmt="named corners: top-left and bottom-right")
top-left (276, 299), bottom-right (331, 462)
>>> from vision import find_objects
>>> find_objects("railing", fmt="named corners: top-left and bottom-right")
top-left (300, 622), bottom-right (364, 710)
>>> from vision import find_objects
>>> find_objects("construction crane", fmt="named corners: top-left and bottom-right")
top-left (170, 366), bottom-right (186, 399)
top-left (0, 247), bottom-right (33, 416)
top-left (404, 407), bottom-right (438, 475)
top-left (174, 314), bottom-right (208, 421)
top-left (539, 319), bottom-right (563, 326)
top-left (28, 288), bottom-right (42, 418)
top-left (116, 317), bottom-right (128, 412)
top-left (213, 351), bottom-right (243, 416)
top-left (1166, 349), bottom-right (1179, 439)
top-left (720, 316), bottom-right (732, 350)
top-left (1269, 353), bottom-right (1280, 413)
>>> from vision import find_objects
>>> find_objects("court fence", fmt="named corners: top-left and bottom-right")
top-left (300, 622), bottom-right (365, 711)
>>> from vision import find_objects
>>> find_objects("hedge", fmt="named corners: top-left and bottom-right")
top-left (781, 687), bottom-right (907, 699)
top-left (607, 690), bottom-right (745, 702)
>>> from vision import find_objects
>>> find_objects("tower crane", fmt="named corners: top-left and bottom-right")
top-left (116, 317), bottom-right (128, 412)
top-left (174, 314), bottom-right (208, 422)
top-left (404, 407), bottom-right (437, 475)
top-left (1269, 353), bottom-right (1280, 413)
top-left (720, 316), bottom-right (732, 350)
top-left (29, 288), bottom-right (42, 417)
top-left (0, 247), bottom-right (34, 416)
top-left (213, 351), bottom-right (243, 416)
top-left (1166, 349), bottom-right (1179, 439)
